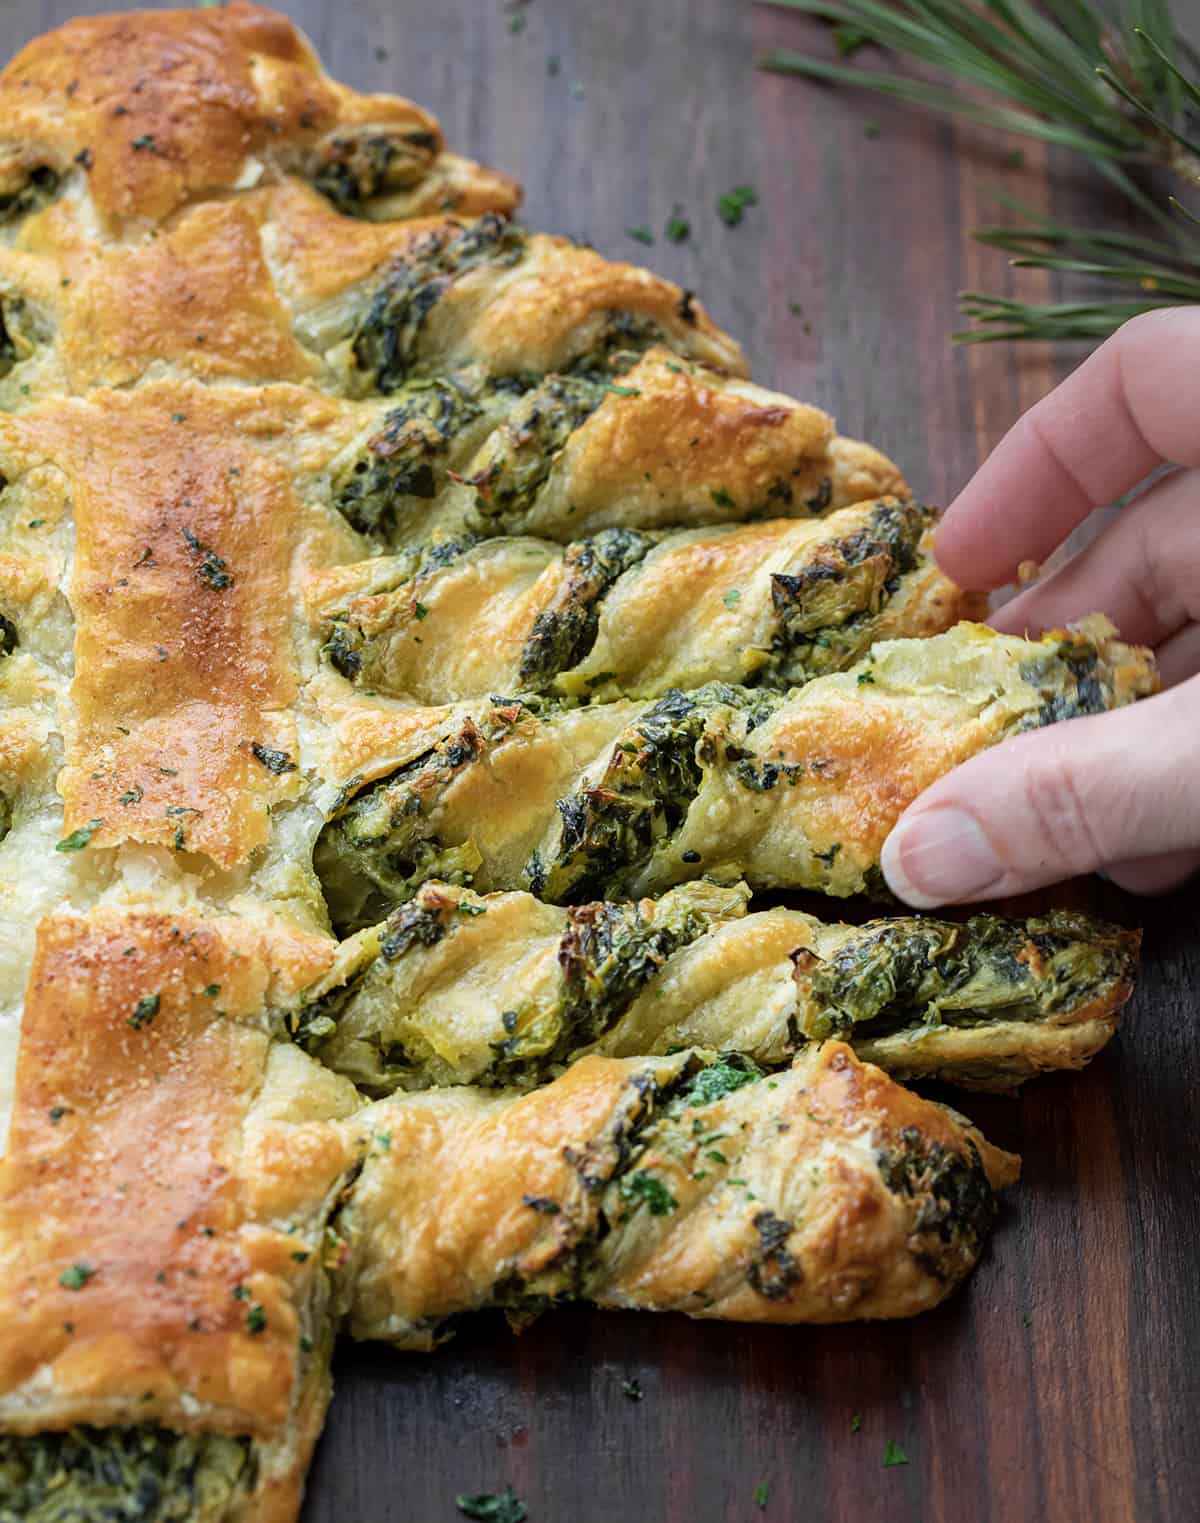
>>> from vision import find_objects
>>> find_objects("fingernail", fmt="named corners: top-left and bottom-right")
top-left (881, 807), bottom-right (1004, 908)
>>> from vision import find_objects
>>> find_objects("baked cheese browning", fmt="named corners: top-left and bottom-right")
top-left (313, 618), bottom-right (1157, 928)
top-left (339, 1045), bottom-right (1019, 1348)
top-left (0, 2), bottom-right (514, 227)
top-left (0, 909), bottom-right (363, 1521)
top-left (27, 395), bottom-right (304, 869)
top-left (313, 500), bottom-right (976, 704)
top-left (289, 880), bottom-right (1138, 1094)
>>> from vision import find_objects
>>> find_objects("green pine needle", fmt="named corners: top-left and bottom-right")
top-left (755, 1), bottom-right (1200, 344)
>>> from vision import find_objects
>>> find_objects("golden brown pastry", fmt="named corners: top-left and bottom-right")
top-left (338, 1043), bottom-right (1019, 1349)
top-left (290, 878), bottom-right (1139, 1095)
top-left (311, 498), bottom-right (977, 704)
top-left (314, 617), bottom-right (1157, 931)
top-left (0, 907), bottom-right (362, 1523)
top-left (0, 1), bottom-right (516, 227)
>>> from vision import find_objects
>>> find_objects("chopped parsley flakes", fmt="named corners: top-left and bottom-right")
top-left (56, 819), bottom-right (102, 853)
top-left (619, 1170), bottom-right (677, 1216)
top-left (128, 993), bottom-right (160, 1031)
top-left (455, 1487), bottom-right (527, 1523)
top-left (717, 184), bottom-right (758, 226)
top-left (60, 1263), bottom-right (96, 1290)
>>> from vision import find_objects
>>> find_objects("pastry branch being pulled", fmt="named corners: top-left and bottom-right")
top-left (337, 1044), bottom-right (1019, 1350)
top-left (313, 616), bottom-right (1158, 932)
top-left (312, 498), bottom-right (977, 704)
top-left (287, 879), bottom-right (1139, 1095)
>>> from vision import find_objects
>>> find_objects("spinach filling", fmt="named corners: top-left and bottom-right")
top-left (795, 910), bottom-right (1139, 1043)
top-left (464, 373), bottom-right (606, 528)
top-left (331, 377), bottom-right (488, 540)
top-left (487, 892), bottom-right (721, 1084)
top-left (518, 528), bottom-right (656, 689)
top-left (761, 500), bottom-right (929, 686)
top-left (876, 1126), bottom-right (996, 1283)
top-left (310, 127), bottom-right (440, 215)
top-left (1019, 633), bottom-right (1110, 726)
top-left (0, 1425), bottom-right (256, 1523)
top-left (313, 698), bottom-right (543, 934)
top-left (532, 684), bottom-right (780, 903)
top-left (0, 165), bottom-right (59, 224)
top-left (352, 214), bottom-right (528, 392)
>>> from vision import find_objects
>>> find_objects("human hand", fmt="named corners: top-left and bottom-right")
top-left (881, 306), bottom-right (1200, 907)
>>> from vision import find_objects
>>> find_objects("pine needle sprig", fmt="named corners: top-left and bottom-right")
top-left (755, 1), bottom-right (1200, 343)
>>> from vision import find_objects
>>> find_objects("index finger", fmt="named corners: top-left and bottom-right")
top-left (934, 305), bottom-right (1200, 590)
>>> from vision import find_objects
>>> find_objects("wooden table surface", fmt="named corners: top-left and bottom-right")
top-left (8, 1), bottom-right (1200, 1519)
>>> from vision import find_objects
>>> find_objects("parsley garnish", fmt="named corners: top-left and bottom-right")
top-left (857, 671), bottom-right (876, 685)
top-left (204, 983), bottom-right (220, 997)
top-left (232, 1284), bottom-right (250, 1301)
top-left (291, 1250), bottom-right (310, 1263)
top-left (619, 1170), bottom-right (677, 1216)
top-left (851, 1413), bottom-right (862, 1432)
top-left (455, 1487), bottom-right (527, 1523)
top-left (250, 742), bottom-right (297, 775)
top-left (622, 1377), bottom-right (643, 1400)
top-left (413, 601), bottom-right (430, 620)
top-left (626, 225), bottom-right (655, 245)
top-left (119, 784), bottom-right (144, 805)
top-left (717, 184), bottom-right (758, 226)
top-left (130, 134), bottom-right (159, 152)
top-left (375, 1132), bottom-right (392, 1151)
top-left (604, 383), bottom-right (641, 397)
top-left (246, 1304), bottom-right (267, 1334)
top-left (60, 1263), bottom-right (96, 1290)
top-left (457, 901), bottom-right (487, 916)
top-left (711, 487), bottom-right (736, 510)
top-left (128, 993), bottom-right (160, 1030)
top-left (49, 1106), bottom-right (67, 1124)
top-left (665, 206), bottom-right (691, 243)
top-left (722, 587), bottom-right (741, 609)
top-left (56, 819), bottom-right (102, 852)
top-left (883, 1440), bottom-right (909, 1468)
top-left (181, 527), bottom-right (234, 591)
top-left (754, 1480), bottom-right (770, 1508)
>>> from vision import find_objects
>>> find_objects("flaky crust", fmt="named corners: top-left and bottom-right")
top-left (341, 1044), bottom-right (1018, 1347)
top-left (0, 907), bottom-right (360, 1516)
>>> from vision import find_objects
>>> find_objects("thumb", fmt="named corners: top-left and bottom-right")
top-left (881, 676), bottom-right (1200, 906)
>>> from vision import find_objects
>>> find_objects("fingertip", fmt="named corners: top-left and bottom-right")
top-left (881, 806), bottom-right (1005, 908)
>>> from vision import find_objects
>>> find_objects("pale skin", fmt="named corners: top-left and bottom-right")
top-left (881, 306), bottom-right (1200, 908)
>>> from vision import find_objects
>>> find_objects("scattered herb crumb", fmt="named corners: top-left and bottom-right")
top-left (413, 601), bottom-right (430, 621)
top-left (56, 819), bottom-right (102, 853)
top-left (250, 742), bottom-right (297, 775)
top-left (864, 121), bottom-right (881, 139)
top-left (49, 1107), bottom-right (67, 1124)
top-left (665, 206), bottom-right (691, 243)
top-left (455, 1487), bottom-right (527, 1523)
top-left (246, 1304), bottom-right (267, 1334)
top-left (723, 587), bottom-right (741, 609)
top-left (1022, 1310), bottom-right (1033, 1328)
top-left (622, 1377), bottom-right (643, 1401)
top-left (128, 993), bottom-right (160, 1031)
top-left (604, 382), bottom-right (641, 397)
top-left (119, 784), bottom-right (144, 805)
top-left (788, 300), bottom-right (804, 316)
top-left (620, 1170), bottom-right (677, 1216)
top-left (204, 983), bottom-right (220, 998)
top-left (457, 901), bottom-right (487, 916)
top-left (717, 184), bottom-right (758, 226)
top-left (883, 1440), bottom-right (909, 1468)
top-left (711, 487), bottom-right (736, 510)
top-left (626, 225), bottom-right (655, 245)
top-left (754, 1480), bottom-right (770, 1508)
top-left (60, 1263), bottom-right (96, 1290)
top-left (850, 1413), bottom-right (862, 1433)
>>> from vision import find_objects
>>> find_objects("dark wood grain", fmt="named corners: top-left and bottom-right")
top-left (7, 1), bottom-right (1200, 1519)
